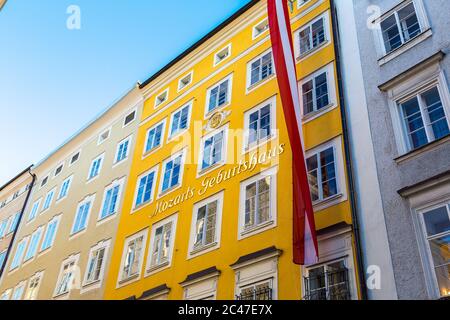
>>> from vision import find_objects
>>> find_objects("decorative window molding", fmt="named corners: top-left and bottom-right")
top-left (118, 228), bottom-right (148, 287)
top-left (114, 135), bottom-right (133, 165)
top-left (41, 187), bottom-right (56, 213)
top-left (81, 239), bottom-right (111, 293)
top-left (155, 88), bottom-right (169, 108)
top-left (11, 281), bottom-right (26, 300)
top-left (87, 153), bottom-right (105, 181)
top-left (143, 119), bottom-right (166, 157)
top-left (7, 212), bottom-right (20, 234)
top-left (0, 289), bottom-right (12, 300)
top-left (97, 177), bottom-right (125, 222)
top-left (53, 254), bottom-right (80, 299)
top-left (24, 271), bottom-right (44, 300)
top-left (181, 267), bottom-right (220, 300)
top-left (23, 226), bottom-right (44, 263)
top-left (27, 198), bottom-right (42, 223)
top-left (178, 71), bottom-right (194, 91)
top-left (294, 11), bottom-right (331, 60)
top-left (71, 194), bottom-right (95, 236)
top-left (213, 44), bottom-right (232, 67)
top-left (57, 175), bottom-right (73, 201)
top-left (188, 191), bottom-right (224, 259)
top-left (132, 165), bottom-right (159, 211)
top-left (205, 74), bottom-right (233, 116)
top-left (40, 215), bottom-right (61, 253)
top-left (10, 236), bottom-right (30, 271)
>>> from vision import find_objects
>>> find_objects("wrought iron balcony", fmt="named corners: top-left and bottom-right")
top-left (236, 287), bottom-right (273, 300)
top-left (303, 268), bottom-right (351, 300)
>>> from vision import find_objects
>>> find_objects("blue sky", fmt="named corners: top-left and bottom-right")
top-left (0, 0), bottom-right (251, 185)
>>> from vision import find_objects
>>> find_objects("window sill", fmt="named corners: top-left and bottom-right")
top-left (378, 29), bottom-right (432, 66)
top-left (190, 242), bottom-right (219, 256)
top-left (204, 102), bottom-right (230, 120)
top-left (158, 184), bottom-right (182, 199)
top-left (146, 261), bottom-right (170, 276)
top-left (312, 193), bottom-right (343, 209)
top-left (296, 40), bottom-right (329, 61)
top-left (197, 161), bottom-right (226, 178)
top-left (302, 103), bottom-right (337, 124)
top-left (83, 279), bottom-right (101, 288)
top-left (395, 134), bottom-right (450, 164)
top-left (246, 74), bottom-right (276, 94)
top-left (118, 273), bottom-right (140, 286)
top-left (244, 134), bottom-right (277, 154)
top-left (142, 145), bottom-right (162, 160)
top-left (53, 291), bottom-right (70, 300)
top-left (241, 220), bottom-right (275, 237)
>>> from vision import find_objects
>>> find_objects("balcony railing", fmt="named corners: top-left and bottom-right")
top-left (236, 287), bottom-right (273, 300)
top-left (303, 268), bottom-right (351, 300)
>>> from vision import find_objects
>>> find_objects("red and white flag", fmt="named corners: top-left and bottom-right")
top-left (268, 0), bottom-right (319, 265)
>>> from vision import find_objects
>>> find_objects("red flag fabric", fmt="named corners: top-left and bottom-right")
top-left (267, 0), bottom-right (319, 265)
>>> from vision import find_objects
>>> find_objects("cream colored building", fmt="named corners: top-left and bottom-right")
top-left (0, 87), bottom-right (143, 300)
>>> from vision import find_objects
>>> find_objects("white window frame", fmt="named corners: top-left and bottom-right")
top-left (132, 165), bottom-right (159, 211)
top-left (158, 149), bottom-right (187, 197)
top-left (143, 119), bottom-right (166, 157)
top-left (97, 177), bottom-right (125, 223)
top-left (154, 88), bottom-right (170, 108)
top-left (70, 195), bottom-right (95, 237)
top-left (11, 281), bottom-right (26, 300)
top-left (188, 191), bottom-right (224, 259)
top-left (243, 96), bottom-right (277, 152)
top-left (23, 226), bottom-right (44, 263)
top-left (238, 166), bottom-right (278, 240)
top-left (53, 162), bottom-right (64, 178)
top-left (81, 239), bottom-right (111, 292)
top-left (69, 150), bottom-right (81, 167)
top-left (114, 135), bottom-right (133, 165)
top-left (294, 11), bottom-right (331, 60)
top-left (41, 188), bottom-right (56, 213)
top-left (0, 289), bottom-right (12, 300)
top-left (87, 153), bottom-right (105, 181)
top-left (117, 228), bottom-right (148, 287)
top-left (299, 62), bottom-right (337, 121)
top-left (10, 236), bottom-right (30, 271)
top-left (205, 74), bottom-right (233, 116)
top-left (297, 0), bottom-right (311, 9)
top-left (252, 18), bottom-right (269, 40)
top-left (24, 271), bottom-right (44, 300)
top-left (40, 175), bottom-right (49, 189)
top-left (123, 109), bottom-right (137, 128)
top-left (197, 124), bottom-right (229, 176)
top-left (57, 175), bottom-right (73, 201)
top-left (178, 71), bottom-right (194, 92)
top-left (40, 215), bottom-right (61, 253)
top-left (213, 43), bottom-right (232, 67)
top-left (246, 49), bottom-right (275, 93)
top-left (27, 198), bottom-right (42, 223)
top-left (97, 127), bottom-right (111, 145)
top-left (53, 254), bottom-right (80, 298)
top-left (168, 101), bottom-right (193, 141)
top-left (145, 213), bottom-right (178, 276)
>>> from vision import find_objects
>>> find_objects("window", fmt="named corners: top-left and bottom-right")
top-left (54, 257), bottom-right (79, 296)
top-left (0, 218), bottom-right (8, 237)
top-left (84, 240), bottom-right (110, 286)
top-left (296, 14), bottom-right (327, 57)
top-left (144, 120), bottom-right (165, 154)
top-left (418, 204), bottom-right (450, 298)
top-left (57, 176), bottom-right (73, 200)
top-left (0, 289), bottom-right (11, 300)
top-left (169, 103), bottom-right (191, 138)
top-left (119, 230), bottom-right (148, 282)
top-left (380, 2), bottom-right (422, 54)
top-left (28, 199), bottom-right (41, 222)
top-left (0, 250), bottom-right (6, 269)
top-left (11, 283), bottom-right (26, 300)
top-left (253, 19), bottom-right (269, 39)
top-left (115, 136), bottom-right (132, 163)
top-left (54, 163), bottom-right (64, 177)
top-left (10, 237), bottom-right (29, 270)
top-left (42, 188), bottom-right (55, 212)
top-left (24, 227), bottom-right (43, 262)
top-left (248, 51), bottom-right (274, 88)
top-left (189, 192), bottom-right (223, 256)
top-left (70, 151), bottom-right (80, 165)
top-left (24, 273), bottom-right (43, 300)
top-left (155, 89), bottom-right (169, 107)
top-left (147, 214), bottom-right (177, 272)
top-left (244, 98), bottom-right (276, 149)
top-left (304, 260), bottom-right (351, 300)
top-left (87, 154), bottom-right (104, 180)
top-left (71, 197), bottom-right (94, 235)
top-left (8, 212), bottom-right (20, 234)
top-left (306, 147), bottom-right (338, 202)
top-left (237, 280), bottom-right (273, 300)
top-left (178, 72), bottom-right (193, 91)
top-left (206, 75), bottom-right (232, 114)
top-left (298, 0), bottom-right (311, 8)
top-left (399, 87), bottom-right (450, 151)
top-left (199, 127), bottom-right (227, 172)
top-left (40, 216), bottom-right (60, 252)
top-left (134, 167), bottom-right (158, 209)
top-left (124, 110), bottom-right (136, 127)
top-left (214, 44), bottom-right (231, 66)
top-left (99, 179), bottom-right (124, 221)
top-left (160, 151), bottom-right (185, 194)
top-left (239, 167), bottom-right (277, 237)
top-left (98, 129), bottom-right (110, 144)
top-left (40, 176), bottom-right (48, 188)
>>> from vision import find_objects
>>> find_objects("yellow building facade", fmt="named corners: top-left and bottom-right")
top-left (104, 0), bottom-right (363, 300)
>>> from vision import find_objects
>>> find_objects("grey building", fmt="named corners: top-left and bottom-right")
top-left (334, 0), bottom-right (450, 300)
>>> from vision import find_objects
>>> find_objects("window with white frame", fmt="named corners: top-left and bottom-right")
top-left (147, 214), bottom-right (177, 271)
top-left (239, 167), bottom-right (277, 237)
top-left (84, 240), bottom-right (110, 286)
top-left (71, 196), bottom-right (94, 235)
top-left (379, 1), bottom-right (423, 54)
top-left (418, 204), bottom-right (450, 298)
top-left (295, 13), bottom-right (329, 58)
top-left (24, 227), bottom-right (44, 262)
top-left (178, 72), bottom-right (193, 91)
top-left (28, 199), bottom-right (41, 222)
top-left (70, 151), bottom-right (80, 165)
top-left (301, 67), bottom-right (333, 116)
top-left (98, 129), bottom-right (110, 145)
top-left (398, 86), bottom-right (450, 151)
top-left (99, 179), bottom-right (124, 221)
top-left (144, 120), bottom-right (165, 154)
top-left (306, 146), bottom-right (338, 203)
top-left (57, 176), bottom-right (73, 200)
top-left (40, 176), bottom-right (48, 188)
top-left (206, 75), bottom-right (232, 114)
top-left (0, 289), bottom-right (11, 300)
top-left (0, 250), bottom-right (7, 269)
top-left (7, 212), bottom-right (20, 234)
top-left (155, 89), bottom-right (169, 107)
top-left (0, 218), bottom-right (8, 238)
top-left (169, 103), bottom-right (191, 137)
top-left (40, 216), bottom-right (60, 252)
top-left (244, 98), bottom-right (276, 149)
top-left (115, 136), bottom-right (132, 164)
top-left (11, 282), bottom-right (26, 300)
top-left (119, 230), bottom-right (147, 282)
top-left (24, 272), bottom-right (43, 300)
top-left (134, 167), bottom-right (158, 209)
top-left (54, 256), bottom-right (79, 297)
top-left (199, 127), bottom-right (227, 172)
top-left (42, 188), bottom-right (55, 212)
top-left (88, 154), bottom-right (104, 180)
top-left (124, 110), bottom-right (136, 127)
top-left (160, 151), bottom-right (185, 194)
top-left (214, 44), bottom-right (231, 66)
top-left (54, 164), bottom-right (64, 177)
top-left (248, 51), bottom-right (274, 88)
top-left (252, 19), bottom-right (269, 39)
top-left (298, 0), bottom-right (311, 8)
top-left (189, 192), bottom-right (223, 256)
top-left (10, 237), bottom-right (29, 270)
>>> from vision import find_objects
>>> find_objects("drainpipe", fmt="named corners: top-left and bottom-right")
top-left (330, 0), bottom-right (368, 300)
top-left (0, 167), bottom-right (36, 278)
